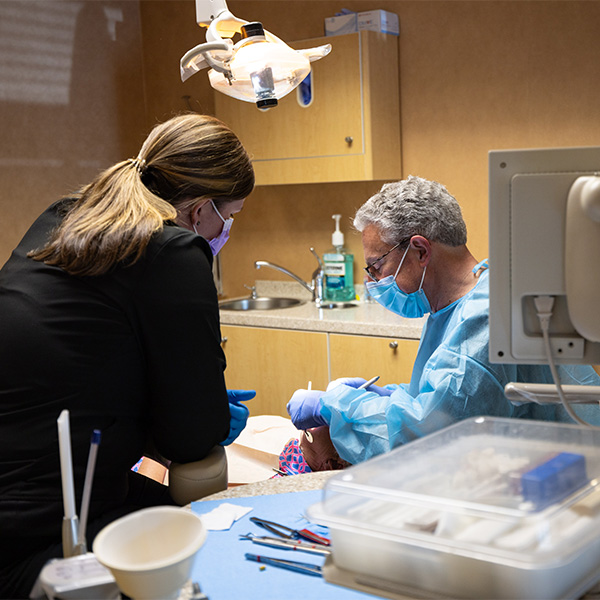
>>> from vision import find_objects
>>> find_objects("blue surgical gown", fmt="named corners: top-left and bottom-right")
top-left (320, 267), bottom-right (600, 464)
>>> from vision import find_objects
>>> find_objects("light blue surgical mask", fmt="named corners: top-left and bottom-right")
top-left (365, 245), bottom-right (431, 318)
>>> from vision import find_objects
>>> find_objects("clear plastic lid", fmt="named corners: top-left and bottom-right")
top-left (309, 417), bottom-right (600, 564)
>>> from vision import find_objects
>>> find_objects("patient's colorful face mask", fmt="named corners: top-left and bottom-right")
top-left (365, 245), bottom-right (431, 318)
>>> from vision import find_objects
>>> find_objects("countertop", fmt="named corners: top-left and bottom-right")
top-left (200, 471), bottom-right (336, 501)
top-left (219, 281), bottom-right (425, 340)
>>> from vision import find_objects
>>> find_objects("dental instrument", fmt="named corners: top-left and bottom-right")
top-left (304, 380), bottom-right (314, 442)
top-left (33, 416), bottom-right (116, 599)
top-left (77, 429), bottom-right (101, 551)
top-left (358, 375), bottom-right (380, 389)
top-left (240, 534), bottom-right (331, 556)
top-left (245, 553), bottom-right (323, 577)
top-left (57, 411), bottom-right (103, 557)
top-left (249, 516), bottom-right (330, 546)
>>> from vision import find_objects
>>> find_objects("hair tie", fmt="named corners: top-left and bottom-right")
top-left (127, 156), bottom-right (147, 175)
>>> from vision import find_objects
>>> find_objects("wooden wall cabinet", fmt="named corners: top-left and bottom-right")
top-left (329, 333), bottom-right (419, 386)
top-left (215, 31), bottom-right (401, 185)
top-left (221, 325), bottom-right (329, 417)
top-left (221, 326), bottom-right (419, 417)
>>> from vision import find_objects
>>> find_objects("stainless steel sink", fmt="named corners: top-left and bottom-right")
top-left (319, 302), bottom-right (357, 309)
top-left (219, 297), bottom-right (305, 311)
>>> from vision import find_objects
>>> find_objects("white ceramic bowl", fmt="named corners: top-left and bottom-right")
top-left (93, 506), bottom-right (206, 600)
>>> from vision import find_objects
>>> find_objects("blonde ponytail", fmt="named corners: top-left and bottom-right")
top-left (29, 114), bottom-right (254, 276)
top-left (29, 160), bottom-right (177, 276)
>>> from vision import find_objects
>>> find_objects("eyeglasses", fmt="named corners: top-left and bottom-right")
top-left (364, 237), bottom-right (413, 281)
top-left (364, 242), bottom-right (401, 281)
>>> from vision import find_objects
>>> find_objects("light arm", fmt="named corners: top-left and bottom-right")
top-left (180, 0), bottom-right (331, 109)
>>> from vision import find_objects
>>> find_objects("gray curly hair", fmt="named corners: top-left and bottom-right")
top-left (354, 175), bottom-right (467, 247)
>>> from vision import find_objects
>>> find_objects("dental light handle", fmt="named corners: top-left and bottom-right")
top-left (57, 410), bottom-right (86, 557)
top-left (62, 515), bottom-right (83, 558)
top-left (57, 410), bottom-right (75, 519)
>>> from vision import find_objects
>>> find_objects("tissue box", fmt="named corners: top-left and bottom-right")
top-left (324, 13), bottom-right (358, 37)
top-left (325, 10), bottom-right (399, 37)
top-left (358, 9), bottom-right (399, 36)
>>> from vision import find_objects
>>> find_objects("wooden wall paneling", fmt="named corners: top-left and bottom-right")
top-left (329, 333), bottom-right (420, 387)
top-left (221, 325), bottom-right (329, 417)
top-left (0, 0), bottom-right (146, 267)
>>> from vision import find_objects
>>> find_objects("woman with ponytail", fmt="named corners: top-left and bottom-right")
top-left (0, 114), bottom-right (254, 598)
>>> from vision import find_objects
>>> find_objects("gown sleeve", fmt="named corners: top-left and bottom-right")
top-left (320, 349), bottom-right (512, 465)
top-left (320, 288), bottom-right (516, 464)
top-left (321, 305), bottom-right (600, 465)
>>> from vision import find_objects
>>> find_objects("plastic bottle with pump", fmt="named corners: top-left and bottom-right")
top-left (323, 214), bottom-right (355, 302)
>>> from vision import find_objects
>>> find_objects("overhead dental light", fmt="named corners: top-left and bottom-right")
top-left (180, 0), bottom-right (331, 110)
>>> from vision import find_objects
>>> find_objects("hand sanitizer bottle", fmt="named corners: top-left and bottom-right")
top-left (323, 215), bottom-right (355, 302)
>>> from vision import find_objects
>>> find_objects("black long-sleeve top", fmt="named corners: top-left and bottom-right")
top-left (0, 199), bottom-right (230, 584)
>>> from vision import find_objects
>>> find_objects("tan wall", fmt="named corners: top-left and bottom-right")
top-left (0, 1), bottom-right (147, 265)
top-left (3, 1), bottom-right (600, 302)
top-left (139, 0), bottom-right (600, 299)
top-left (139, 0), bottom-right (216, 127)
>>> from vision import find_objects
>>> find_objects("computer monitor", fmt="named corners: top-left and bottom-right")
top-left (488, 146), bottom-right (600, 368)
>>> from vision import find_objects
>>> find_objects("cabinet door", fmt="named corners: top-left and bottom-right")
top-left (221, 325), bottom-right (328, 417)
top-left (215, 33), bottom-right (362, 161)
top-left (215, 31), bottom-right (400, 185)
top-left (329, 333), bottom-right (419, 388)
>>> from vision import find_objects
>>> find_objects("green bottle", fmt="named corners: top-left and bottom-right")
top-left (323, 214), bottom-right (355, 302)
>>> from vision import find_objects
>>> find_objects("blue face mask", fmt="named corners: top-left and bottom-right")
top-left (365, 245), bottom-right (431, 318)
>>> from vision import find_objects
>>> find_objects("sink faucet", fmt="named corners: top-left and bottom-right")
top-left (255, 248), bottom-right (324, 305)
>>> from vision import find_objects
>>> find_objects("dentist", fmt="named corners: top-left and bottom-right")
top-left (287, 176), bottom-right (600, 465)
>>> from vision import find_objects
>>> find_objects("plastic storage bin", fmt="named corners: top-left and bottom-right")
top-left (307, 417), bottom-right (600, 599)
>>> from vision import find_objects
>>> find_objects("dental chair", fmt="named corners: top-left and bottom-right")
top-left (168, 445), bottom-right (228, 505)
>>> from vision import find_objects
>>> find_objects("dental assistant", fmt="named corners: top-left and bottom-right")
top-left (0, 114), bottom-right (254, 598)
top-left (287, 176), bottom-right (600, 465)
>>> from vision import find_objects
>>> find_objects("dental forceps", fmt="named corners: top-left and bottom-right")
top-left (249, 516), bottom-right (330, 546)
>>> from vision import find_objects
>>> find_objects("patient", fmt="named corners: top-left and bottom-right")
top-left (300, 427), bottom-right (350, 471)
top-left (278, 426), bottom-right (350, 475)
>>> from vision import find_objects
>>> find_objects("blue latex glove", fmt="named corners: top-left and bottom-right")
top-left (327, 377), bottom-right (394, 397)
top-left (227, 389), bottom-right (256, 404)
top-left (287, 389), bottom-right (327, 430)
top-left (220, 389), bottom-right (255, 446)
top-left (326, 377), bottom-right (366, 391)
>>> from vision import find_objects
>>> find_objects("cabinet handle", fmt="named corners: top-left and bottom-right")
top-left (221, 337), bottom-right (228, 345)
top-left (389, 341), bottom-right (398, 350)
top-left (345, 136), bottom-right (353, 146)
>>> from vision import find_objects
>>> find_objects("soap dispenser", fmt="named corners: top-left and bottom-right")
top-left (323, 214), bottom-right (355, 302)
